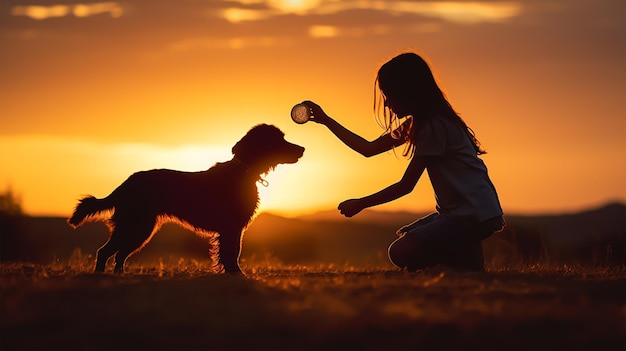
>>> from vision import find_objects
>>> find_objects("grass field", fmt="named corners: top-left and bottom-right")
top-left (2, 258), bottom-right (625, 351)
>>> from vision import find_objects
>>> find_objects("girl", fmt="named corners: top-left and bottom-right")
top-left (301, 52), bottom-right (504, 271)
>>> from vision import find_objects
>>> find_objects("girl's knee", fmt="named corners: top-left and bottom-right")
top-left (388, 236), bottom-right (431, 270)
top-left (396, 212), bottom-right (439, 236)
top-left (388, 237), bottom-right (409, 268)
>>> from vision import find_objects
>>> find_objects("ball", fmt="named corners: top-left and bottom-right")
top-left (291, 104), bottom-right (310, 124)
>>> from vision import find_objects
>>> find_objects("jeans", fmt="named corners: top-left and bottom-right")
top-left (388, 213), bottom-right (505, 271)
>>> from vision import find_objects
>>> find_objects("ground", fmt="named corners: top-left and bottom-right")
top-left (1, 260), bottom-right (625, 351)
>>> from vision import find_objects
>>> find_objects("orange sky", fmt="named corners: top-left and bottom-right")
top-left (1, 0), bottom-right (625, 217)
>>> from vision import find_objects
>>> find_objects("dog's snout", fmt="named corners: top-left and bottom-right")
top-left (282, 141), bottom-right (304, 164)
top-left (296, 144), bottom-right (305, 156)
top-left (292, 143), bottom-right (305, 158)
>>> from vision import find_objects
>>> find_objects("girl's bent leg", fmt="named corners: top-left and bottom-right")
top-left (388, 235), bottom-right (438, 271)
top-left (442, 241), bottom-right (485, 272)
top-left (396, 212), bottom-right (439, 236)
top-left (388, 235), bottom-right (484, 272)
top-left (389, 214), bottom-right (488, 272)
top-left (388, 236), bottom-right (413, 270)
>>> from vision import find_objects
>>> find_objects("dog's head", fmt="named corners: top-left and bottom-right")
top-left (232, 124), bottom-right (304, 174)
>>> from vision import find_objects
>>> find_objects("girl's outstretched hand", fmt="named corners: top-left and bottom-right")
top-left (301, 100), bottom-right (331, 125)
top-left (338, 199), bottom-right (365, 218)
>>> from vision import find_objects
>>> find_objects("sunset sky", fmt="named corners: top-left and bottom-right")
top-left (1, 0), bottom-right (624, 218)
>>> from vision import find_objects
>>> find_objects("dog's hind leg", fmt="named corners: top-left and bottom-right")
top-left (95, 236), bottom-right (120, 273)
top-left (113, 247), bottom-right (135, 274)
top-left (112, 217), bottom-right (157, 274)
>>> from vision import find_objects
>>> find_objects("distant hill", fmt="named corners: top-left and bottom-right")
top-left (247, 202), bottom-right (626, 267)
top-left (491, 202), bottom-right (626, 265)
top-left (293, 209), bottom-right (427, 224)
top-left (1, 203), bottom-right (624, 267)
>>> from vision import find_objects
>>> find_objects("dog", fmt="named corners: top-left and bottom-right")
top-left (68, 124), bottom-right (304, 274)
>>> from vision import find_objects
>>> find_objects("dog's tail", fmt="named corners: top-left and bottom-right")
top-left (67, 195), bottom-right (114, 228)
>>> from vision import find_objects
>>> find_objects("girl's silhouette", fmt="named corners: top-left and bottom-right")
top-left (301, 52), bottom-right (504, 271)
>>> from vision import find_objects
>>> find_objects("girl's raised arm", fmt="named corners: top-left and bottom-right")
top-left (303, 100), bottom-right (406, 157)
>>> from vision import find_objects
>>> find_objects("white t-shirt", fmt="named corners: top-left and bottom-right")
top-left (414, 114), bottom-right (503, 222)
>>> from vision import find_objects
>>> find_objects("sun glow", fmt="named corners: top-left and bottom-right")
top-left (0, 136), bottom-right (231, 216)
top-left (0, 135), bottom-right (361, 217)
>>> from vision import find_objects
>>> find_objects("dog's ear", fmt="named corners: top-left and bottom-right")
top-left (233, 124), bottom-right (280, 155)
top-left (232, 124), bottom-right (287, 157)
top-left (231, 129), bottom-right (255, 156)
top-left (231, 140), bottom-right (242, 155)
top-left (231, 129), bottom-right (251, 155)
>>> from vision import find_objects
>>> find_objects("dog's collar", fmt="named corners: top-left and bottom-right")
top-left (232, 157), bottom-right (269, 187)
top-left (232, 156), bottom-right (249, 170)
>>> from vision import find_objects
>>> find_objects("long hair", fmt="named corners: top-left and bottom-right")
top-left (374, 52), bottom-right (485, 157)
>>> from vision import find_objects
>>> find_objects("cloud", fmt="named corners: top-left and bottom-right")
top-left (73, 2), bottom-right (123, 18)
top-left (169, 35), bottom-right (289, 51)
top-left (215, 0), bottom-right (522, 40)
top-left (393, 1), bottom-right (523, 24)
top-left (222, 8), bottom-right (271, 23)
top-left (220, 0), bottom-right (523, 24)
top-left (308, 25), bottom-right (338, 38)
top-left (11, 5), bottom-right (70, 20)
top-left (11, 2), bottom-right (123, 20)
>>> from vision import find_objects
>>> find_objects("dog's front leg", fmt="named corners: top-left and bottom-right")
top-left (217, 230), bottom-right (244, 274)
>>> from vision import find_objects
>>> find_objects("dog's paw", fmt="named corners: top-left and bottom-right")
top-left (223, 265), bottom-right (244, 275)
top-left (228, 270), bottom-right (246, 276)
top-left (224, 269), bottom-right (244, 275)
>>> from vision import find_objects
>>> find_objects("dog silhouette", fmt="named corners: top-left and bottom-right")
top-left (68, 124), bottom-right (304, 274)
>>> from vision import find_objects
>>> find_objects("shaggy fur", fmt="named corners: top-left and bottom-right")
top-left (68, 124), bottom-right (304, 274)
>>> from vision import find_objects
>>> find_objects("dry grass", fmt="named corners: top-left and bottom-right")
top-left (1, 256), bottom-right (625, 351)
top-left (4, 249), bottom-right (623, 279)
